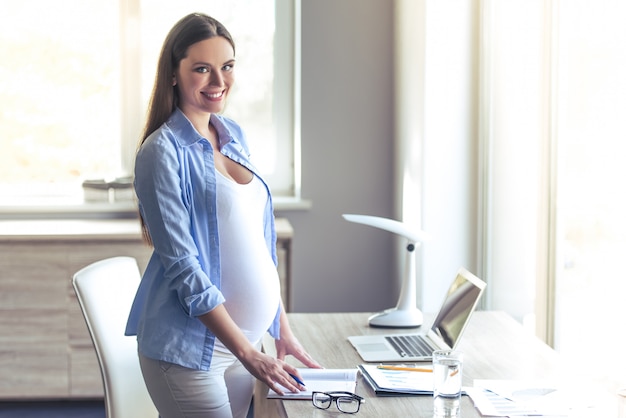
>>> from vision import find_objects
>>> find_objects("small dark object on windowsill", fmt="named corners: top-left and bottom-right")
top-left (82, 176), bottom-right (134, 203)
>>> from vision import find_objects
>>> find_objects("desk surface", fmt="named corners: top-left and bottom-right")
top-left (255, 311), bottom-right (617, 417)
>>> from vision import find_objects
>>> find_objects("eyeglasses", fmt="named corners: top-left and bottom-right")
top-left (312, 391), bottom-right (364, 414)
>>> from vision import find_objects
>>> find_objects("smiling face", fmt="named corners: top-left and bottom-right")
top-left (173, 36), bottom-right (235, 121)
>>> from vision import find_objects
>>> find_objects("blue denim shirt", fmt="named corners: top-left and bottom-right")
top-left (125, 108), bottom-right (281, 370)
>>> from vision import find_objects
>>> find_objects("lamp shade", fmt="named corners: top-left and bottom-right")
top-left (342, 214), bottom-right (429, 244)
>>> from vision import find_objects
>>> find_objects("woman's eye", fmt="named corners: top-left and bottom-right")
top-left (195, 67), bottom-right (209, 73)
top-left (223, 64), bottom-right (234, 71)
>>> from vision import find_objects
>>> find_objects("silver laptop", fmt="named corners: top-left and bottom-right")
top-left (348, 267), bottom-right (486, 362)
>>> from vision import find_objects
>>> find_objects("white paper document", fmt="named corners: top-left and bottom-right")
top-left (466, 380), bottom-right (573, 417)
top-left (358, 363), bottom-right (435, 395)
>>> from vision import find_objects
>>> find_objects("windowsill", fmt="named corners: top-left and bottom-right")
top-left (0, 218), bottom-right (144, 241)
top-left (273, 196), bottom-right (312, 211)
top-left (0, 201), bottom-right (139, 220)
top-left (0, 196), bottom-right (312, 220)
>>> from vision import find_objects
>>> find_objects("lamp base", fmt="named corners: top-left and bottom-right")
top-left (368, 308), bottom-right (423, 328)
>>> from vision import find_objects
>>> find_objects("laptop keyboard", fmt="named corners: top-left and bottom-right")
top-left (385, 335), bottom-right (437, 358)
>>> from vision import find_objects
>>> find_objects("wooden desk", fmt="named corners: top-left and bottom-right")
top-left (255, 311), bottom-right (617, 417)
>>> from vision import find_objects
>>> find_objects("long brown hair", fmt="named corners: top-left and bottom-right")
top-left (138, 13), bottom-right (235, 245)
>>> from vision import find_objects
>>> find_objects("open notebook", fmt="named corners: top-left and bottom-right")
top-left (348, 268), bottom-right (486, 362)
top-left (267, 368), bottom-right (359, 400)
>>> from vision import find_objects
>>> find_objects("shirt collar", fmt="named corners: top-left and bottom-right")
top-left (166, 108), bottom-right (236, 149)
top-left (211, 115), bottom-right (236, 149)
top-left (166, 108), bottom-right (203, 147)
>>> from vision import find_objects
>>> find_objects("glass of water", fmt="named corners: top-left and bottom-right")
top-left (433, 350), bottom-right (463, 418)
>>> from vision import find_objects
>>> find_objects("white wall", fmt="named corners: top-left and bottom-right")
top-left (282, 0), bottom-right (551, 332)
top-left (280, 0), bottom-right (485, 315)
top-left (281, 0), bottom-right (507, 317)
top-left (278, 0), bottom-right (397, 313)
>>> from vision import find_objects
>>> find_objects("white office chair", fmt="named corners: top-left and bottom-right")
top-left (73, 256), bottom-right (158, 418)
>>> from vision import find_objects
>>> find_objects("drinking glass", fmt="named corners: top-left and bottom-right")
top-left (433, 350), bottom-right (463, 418)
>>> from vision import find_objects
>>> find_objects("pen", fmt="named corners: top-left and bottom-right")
top-left (289, 373), bottom-right (306, 386)
top-left (377, 365), bottom-right (433, 373)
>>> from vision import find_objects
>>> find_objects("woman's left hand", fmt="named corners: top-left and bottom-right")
top-left (275, 332), bottom-right (323, 369)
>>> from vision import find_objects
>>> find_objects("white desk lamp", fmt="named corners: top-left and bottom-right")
top-left (342, 214), bottom-right (429, 328)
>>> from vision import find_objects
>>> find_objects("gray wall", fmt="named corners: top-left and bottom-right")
top-left (277, 0), bottom-right (397, 313)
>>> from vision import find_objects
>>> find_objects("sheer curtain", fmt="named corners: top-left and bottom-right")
top-left (482, 0), bottom-right (626, 391)
top-left (553, 0), bottom-right (626, 392)
top-left (479, 0), bottom-right (548, 333)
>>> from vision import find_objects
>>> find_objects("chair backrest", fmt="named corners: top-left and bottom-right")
top-left (72, 256), bottom-right (158, 418)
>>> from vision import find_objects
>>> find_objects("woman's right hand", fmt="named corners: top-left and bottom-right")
top-left (238, 349), bottom-right (305, 395)
top-left (198, 305), bottom-right (303, 395)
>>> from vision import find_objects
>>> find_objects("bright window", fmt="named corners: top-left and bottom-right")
top-left (0, 0), bottom-right (297, 208)
top-left (554, 0), bottom-right (626, 392)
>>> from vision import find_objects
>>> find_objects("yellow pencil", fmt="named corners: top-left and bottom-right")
top-left (377, 365), bottom-right (433, 373)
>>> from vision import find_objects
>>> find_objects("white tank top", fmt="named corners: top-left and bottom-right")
top-left (213, 170), bottom-right (281, 352)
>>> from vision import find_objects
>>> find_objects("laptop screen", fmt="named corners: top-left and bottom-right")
top-left (430, 269), bottom-right (486, 349)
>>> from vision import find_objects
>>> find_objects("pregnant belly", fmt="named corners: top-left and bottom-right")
top-left (220, 252), bottom-right (281, 343)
